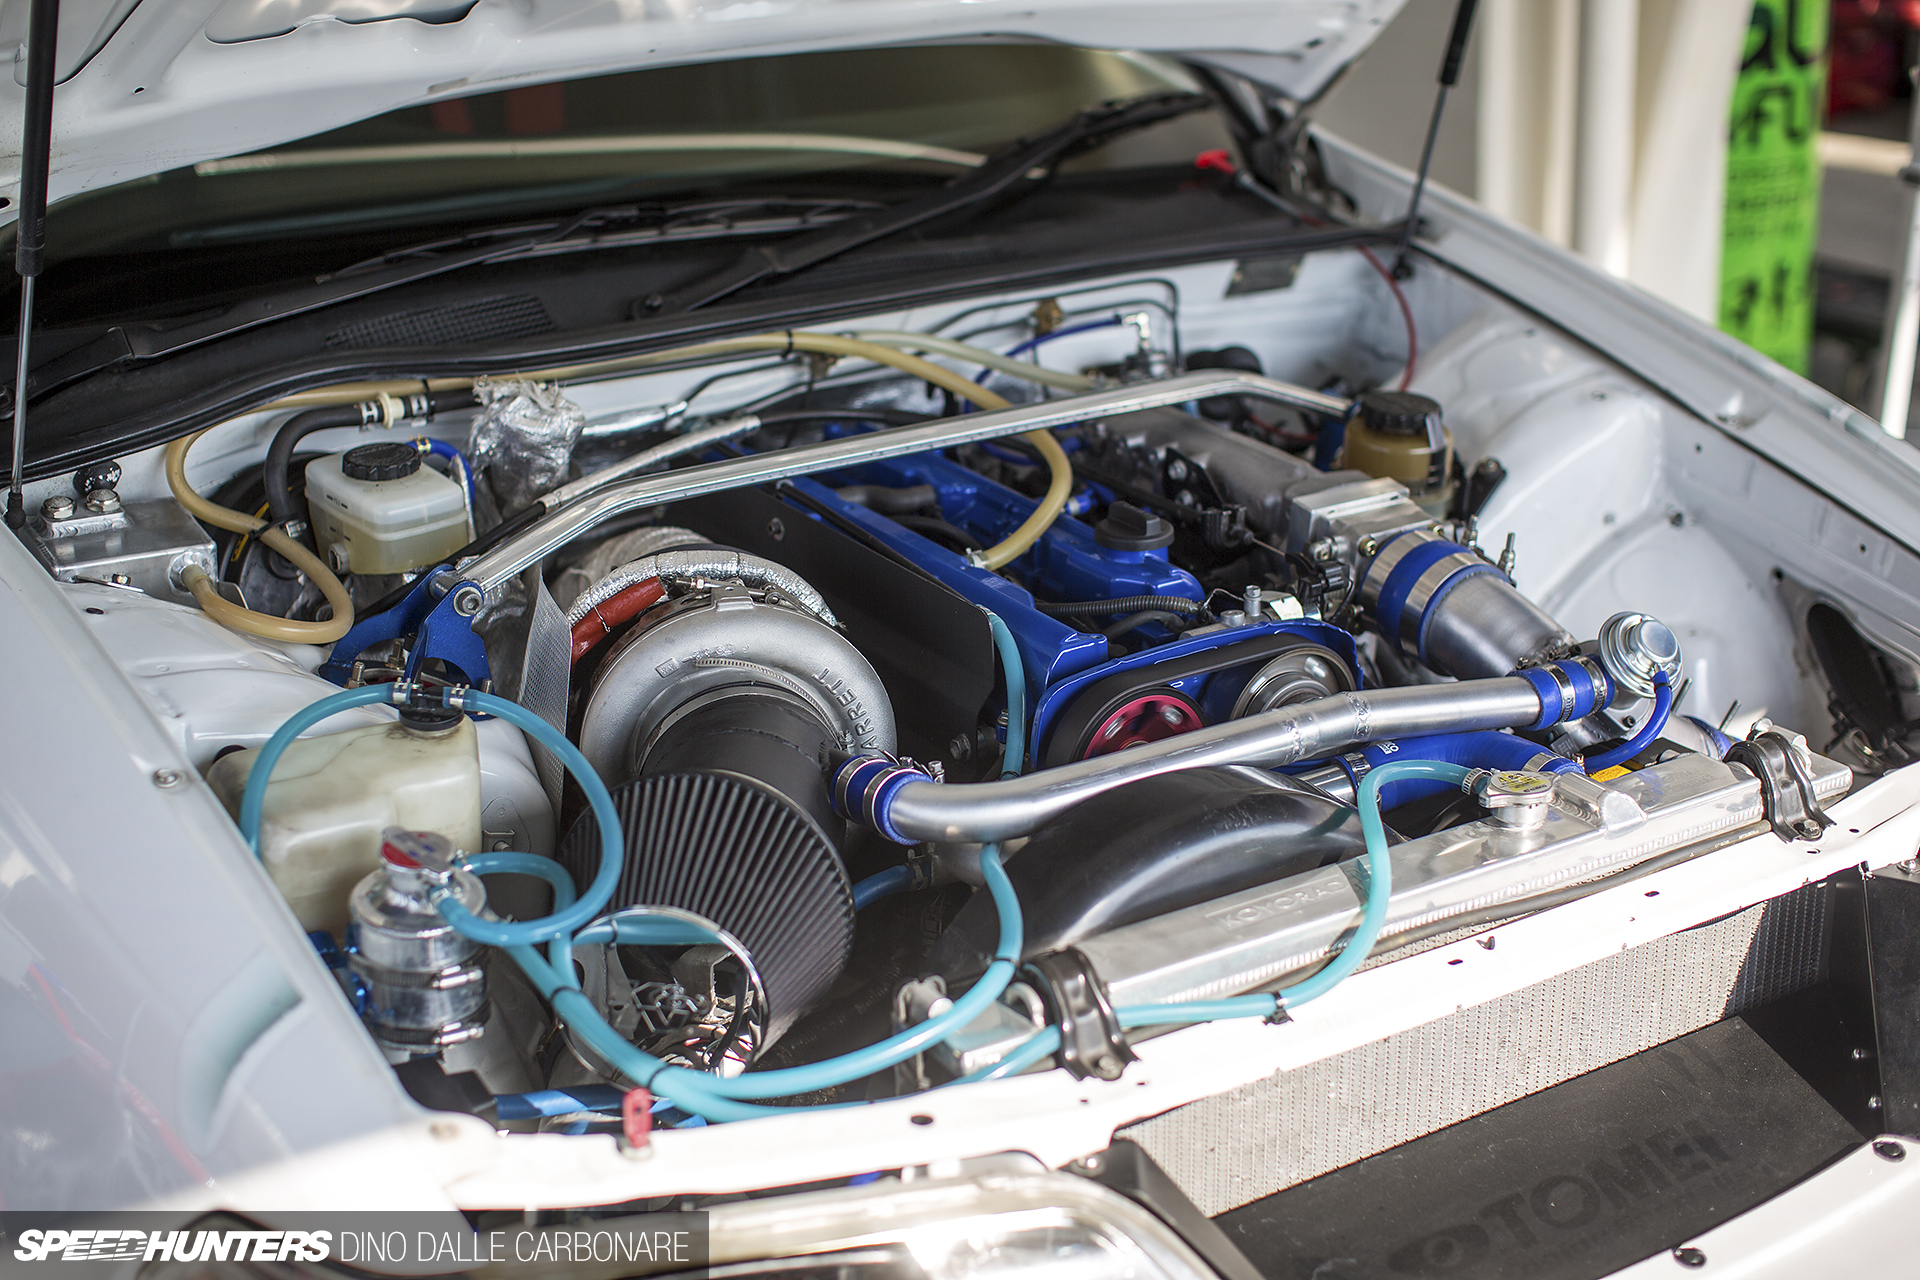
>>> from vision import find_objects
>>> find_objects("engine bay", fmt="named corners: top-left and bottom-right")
top-left (22, 241), bottom-right (1914, 1191)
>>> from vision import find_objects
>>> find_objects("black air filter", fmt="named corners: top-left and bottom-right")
top-left (558, 769), bottom-right (854, 1045)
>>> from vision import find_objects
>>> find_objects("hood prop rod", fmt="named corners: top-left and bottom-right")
top-left (5, 0), bottom-right (58, 533)
top-left (1392, 0), bottom-right (1479, 279)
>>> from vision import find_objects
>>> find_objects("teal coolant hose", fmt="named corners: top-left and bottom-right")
top-left (654, 843), bottom-right (1022, 1102)
top-left (451, 606), bottom-right (1032, 1120)
top-left (973, 758), bottom-right (1478, 1079)
top-left (462, 851), bottom-right (578, 920)
top-left (496, 842), bottom-right (1028, 1120)
top-left (238, 684), bottom-right (626, 946)
top-left (426, 690), bottom-right (625, 946)
top-left (464, 850), bottom-right (578, 897)
top-left (956, 1024), bottom-right (1062, 1083)
top-left (985, 608), bottom-right (1026, 775)
top-left (238, 682), bottom-right (394, 854)
top-left (1279, 757), bottom-right (1470, 1005)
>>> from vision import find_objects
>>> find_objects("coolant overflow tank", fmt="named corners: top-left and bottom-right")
top-left (348, 829), bottom-right (487, 1055)
top-left (207, 706), bottom-right (482, 935)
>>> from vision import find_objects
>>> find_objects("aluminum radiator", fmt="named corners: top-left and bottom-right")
top-left (1117, 884), bottom-right (1830, 1216)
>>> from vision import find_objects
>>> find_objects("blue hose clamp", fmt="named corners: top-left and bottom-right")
top-left (830, 753), bottom-right (931, 845)
top-left (1514, 656), bottom-right (1615, 730)
top-left (1363, 531), bottom-right (1504, 665)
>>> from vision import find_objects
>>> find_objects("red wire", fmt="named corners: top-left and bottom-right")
top-left (1190, 150), bottom-right (1417, 391)
top-left (1356, 244), bottom-right (1417, 391)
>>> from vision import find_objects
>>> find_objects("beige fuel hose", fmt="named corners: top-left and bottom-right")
top-left (599, 332), bottom-right (1072, 571)
top-left (180, 329), bottom-right (1076, 575)
top-left (165, 429), bottom-right (355, 643)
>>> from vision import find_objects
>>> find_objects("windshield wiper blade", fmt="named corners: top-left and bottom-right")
top-left (28, 197), bottom-right (883, 384)
top-left (324, 196), bottom-right (885, 280)
top-left (650, 92), bottom-right (1213, 315)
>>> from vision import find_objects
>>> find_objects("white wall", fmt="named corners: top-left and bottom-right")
top-left (1314, 0), bottom-right (1750, 322)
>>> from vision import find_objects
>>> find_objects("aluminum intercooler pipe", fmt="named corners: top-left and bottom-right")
top-left (833, 657), bottom-right (1617, 844)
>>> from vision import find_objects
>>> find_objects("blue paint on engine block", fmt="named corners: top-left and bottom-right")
top-left (779, 421), bottom-right (1363, 768)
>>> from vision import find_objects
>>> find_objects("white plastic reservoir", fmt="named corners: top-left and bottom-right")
top-left (209, 707), bottom-right (483, 936)
top-left (305, 441), bottom-right (467, 574)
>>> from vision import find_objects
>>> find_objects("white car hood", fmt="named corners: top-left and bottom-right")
top-left (0, 0), bottom-right (1404, 211)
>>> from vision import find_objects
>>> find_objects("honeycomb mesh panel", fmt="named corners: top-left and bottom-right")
top-left (323, 294), bottom-right (554, 348)
top-left (1118, 884), bottom-right (1829, 1216)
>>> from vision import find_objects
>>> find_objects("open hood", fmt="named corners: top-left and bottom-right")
top-left (0, 0), bottom-right (1405, 212)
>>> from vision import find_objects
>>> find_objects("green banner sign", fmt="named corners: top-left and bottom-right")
top-left (1720, 0), bottom-right (1828, 374)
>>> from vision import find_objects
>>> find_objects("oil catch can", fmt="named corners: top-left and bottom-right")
top-left (347, 829), bottom-right (488, 1055)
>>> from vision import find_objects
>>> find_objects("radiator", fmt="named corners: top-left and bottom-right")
top-left (1118, 885), bottom-right (1830, 1216)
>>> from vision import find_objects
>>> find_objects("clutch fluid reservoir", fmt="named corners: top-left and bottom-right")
top-left (304, 441), bottom-right (468, 574)
top-left (1343, 390), bottom-right (1454, 516)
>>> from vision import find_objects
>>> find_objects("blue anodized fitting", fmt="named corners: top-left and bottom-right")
top-left (830, 753), bottom-right (933, 846)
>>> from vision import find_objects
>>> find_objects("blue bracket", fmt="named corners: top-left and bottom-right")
top-left (318, 568), bottom-right (492, 689)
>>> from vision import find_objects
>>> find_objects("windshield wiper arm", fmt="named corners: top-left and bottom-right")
top-left (26, 197), bottom-right (883, 388)
top-left (650, 92), bottom-right (1212, 315)
top-left (323, 196), bottom-right (884, 280)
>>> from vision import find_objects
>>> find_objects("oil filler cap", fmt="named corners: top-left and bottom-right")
top-left (1358, 390), bottom-right (1443, 437)
top-left (341, 441), bottom-right (422, 481)
top-left (1095, 501), bottom-right (1175, 552)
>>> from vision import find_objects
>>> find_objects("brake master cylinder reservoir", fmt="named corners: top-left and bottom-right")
top-left (304, 441), bottom-right (467, 574)
top-left (348, 829), bottom-right (487, 1055)
top-left (1343, 390), bottom-right (1454, 516)
top-left (208, 705), bottom-right (482, 935)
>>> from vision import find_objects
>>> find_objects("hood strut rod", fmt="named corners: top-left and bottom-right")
top-left (1392, 0), bottom-right (1479, 279)
top-left (5, 0), bottom-right (58, 532)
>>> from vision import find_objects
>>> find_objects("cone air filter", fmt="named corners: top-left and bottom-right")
top-left (558, 766), bottom-right (854, 1047)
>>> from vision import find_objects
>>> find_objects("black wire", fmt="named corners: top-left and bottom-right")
top-left (1068, 456), bottom-right (1204, 522)
top-left (1038, 594), bottom-right (1211, 619)
top-left (705, 967), bottom-right (755, 1070)
top-left (890, 514), bottom-right (981, 551)
top-left (1102, 609), bottom-right (1186, 640)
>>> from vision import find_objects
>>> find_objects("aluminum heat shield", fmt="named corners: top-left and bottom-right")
top-left (1081, 751), bottom-right (1851, 1011)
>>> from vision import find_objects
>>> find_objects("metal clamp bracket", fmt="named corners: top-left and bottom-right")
top-left (318, 567), bottom-right (492, 688)
top-left (1023, 948), bottom-right (1136, 1081)
top-left (1725, 728), bottom-right (1834, 842)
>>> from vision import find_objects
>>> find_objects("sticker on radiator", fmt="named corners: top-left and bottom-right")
top-left (1214, 1017), bottom-right (1857, 1280)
